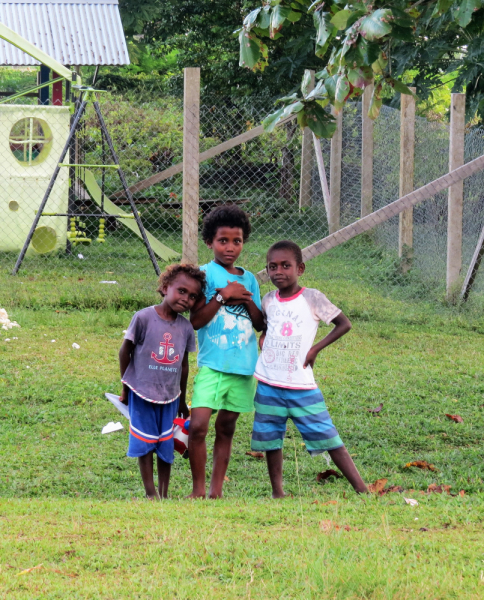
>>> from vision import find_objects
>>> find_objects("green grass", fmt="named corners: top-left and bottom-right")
top-left (1, 497), bottom-right (483, 599)
top-left (1, 248), bottom-right (484, 596)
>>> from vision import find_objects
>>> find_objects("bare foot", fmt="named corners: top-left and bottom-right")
top-left (208, 493), bottom-right (223, 499)
top-left (271, 491), bottom-right (287, 499)
top-left (185, 492), bottom-right (206, 499)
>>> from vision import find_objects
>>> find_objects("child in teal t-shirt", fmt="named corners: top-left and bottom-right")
top-left (188, 205), bottom-right (264, 499)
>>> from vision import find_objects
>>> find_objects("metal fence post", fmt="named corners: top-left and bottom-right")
top-left (299, 70), bottom-right (314, 209)
top-left (182, 67), bottom-right (200, 265)
top-left (447, 93), bottom-right (466, 299)
top-left (398, 88), bottom-right (416, 271)
top-left (329, 108), bottom-right (342, 233)
top-left (361, 85), bottom-right (374, 218)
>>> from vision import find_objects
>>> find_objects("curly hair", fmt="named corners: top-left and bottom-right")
top-left (157, 263), bottom-right (206, 297)
top-left (201, 204), bottom-right (251, 243)
top-left (267, 240), bottom-right (303, 264)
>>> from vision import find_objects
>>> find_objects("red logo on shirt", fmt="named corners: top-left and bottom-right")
top-left (151, 333), bottom-right (180, 364)
top-left (280, 322), bottom-right (293, 336)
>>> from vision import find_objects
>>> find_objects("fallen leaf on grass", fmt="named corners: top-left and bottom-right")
top-left (316, 469), bottom-right (343, 482)
top-left (50, 568), bottom-right (78, 578)
top-left (16, 564), bottom-right (43, 576)
top-left (320, 519), bottom-right (337, 532)
top-left (404, 461), bottom-right (437, 472)
top-left (427, 483), bottom-right (451, 495)
top-left (386, 485), bottom-right (404, 493)
top-left (419, 527), bottom-right (429, 532)
top-left (255, 561), bottom-right (263, 569)
top-left (224, 476), bottom-right (230, 482)
top-left (367, 403), bottom-right (383, 413)
top-left (459, 490), bottom-right (465, 497)
top-left (323, 500), bottom-right (338, 505)
top-left (404, 497), bottom-right (419, 507)
top-left (445, 413), bottom-right (463, 423)
top-left (245, 451), bottom-right (264, 459)
top-left (368, 478), bottom-right (388, 494)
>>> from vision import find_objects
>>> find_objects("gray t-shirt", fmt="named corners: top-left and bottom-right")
top-left (122, 306), bottom-right (196, 403)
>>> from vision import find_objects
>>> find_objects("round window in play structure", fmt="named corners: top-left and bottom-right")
top-left (31, 226), bottom-right (58, 254)
top-left (9, 118), bottom-right (53, 166)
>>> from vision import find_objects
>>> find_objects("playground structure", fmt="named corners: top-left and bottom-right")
top-left (1, 4), bottom-right (484, 301)
top-left (0, 0), bottom-right (178, 274)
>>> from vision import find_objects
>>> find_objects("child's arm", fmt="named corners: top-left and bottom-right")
top-left (303, 312), bottom-right (352, 369)
top-left (243, 299), bottom-right (265, 332)
top-left (190, 281), bottom-right (253, 330)
top-left (119, 339), bottom-right (134, 405)
top-left (179, 351), bottom-right (190, 419)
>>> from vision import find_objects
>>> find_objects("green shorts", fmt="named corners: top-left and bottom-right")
top-left (191, 367), bottom-right (257, 413)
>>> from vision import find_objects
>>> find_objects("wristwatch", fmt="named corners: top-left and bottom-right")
top-left (215, 293), bottom-right (225, 304)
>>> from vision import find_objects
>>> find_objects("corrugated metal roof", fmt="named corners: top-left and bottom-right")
top-left (0, 0), bottom-right (130, 66)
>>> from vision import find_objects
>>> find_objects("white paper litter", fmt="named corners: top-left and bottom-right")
top-left (4, 338), bottom-right (10, 342)
top-left (51, 340), bottom-right (56, 343)
top-left (99, 281), bottom-right (118, 284)
top-left (72, 343), bottom-right (80, 349)
top-left (0, 308), bottom-right (20, 331)
top-left (78, 253), bottom-right (84, 259)
top-left (404, 497), bottom-right (419, 506)
top-left (105, 393), bottom-right (130, 420)
top-left (102, 421), bottom-right (124, 434)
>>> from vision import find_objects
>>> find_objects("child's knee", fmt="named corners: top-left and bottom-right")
top-left (189, 420), bottom-right (209, 441)
top-left (215, 419), bottom-right (237, 439)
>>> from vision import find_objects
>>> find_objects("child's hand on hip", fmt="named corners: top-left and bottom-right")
top-left (303, 347), bottom-right (319, 369)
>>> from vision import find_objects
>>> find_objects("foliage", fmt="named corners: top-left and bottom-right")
top-left (239, 1), bottom-right (484, 135)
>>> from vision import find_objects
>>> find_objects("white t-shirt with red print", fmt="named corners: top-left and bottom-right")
top-left (255, 287), bottom-right (341, 390)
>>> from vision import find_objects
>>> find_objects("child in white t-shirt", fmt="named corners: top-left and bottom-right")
top-left (251, 240), bottom-right (368, 498)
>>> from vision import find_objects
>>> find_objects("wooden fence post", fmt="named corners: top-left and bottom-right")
top-left (447, 93), bottom-right (466, 299)
top-left (398, 88), bottom-right (416, 271)
top-left (329, 108), bottom-right (342, 233)
top-left (182, 67), bottom-right (200, 264)
top-left (361, 84), bottom-right (374, 217)
top-left (299, 71), bottom-right (315, 209)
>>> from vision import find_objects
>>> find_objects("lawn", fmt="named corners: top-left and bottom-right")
top-left (1, 248), bottom-right (484, 597)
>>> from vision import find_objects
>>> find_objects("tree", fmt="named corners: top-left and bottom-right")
top-left (238, 1), bottom-right (484, 136)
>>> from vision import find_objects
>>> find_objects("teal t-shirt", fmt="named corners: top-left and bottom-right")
top-left (197, 261), bottom-right (261, 375)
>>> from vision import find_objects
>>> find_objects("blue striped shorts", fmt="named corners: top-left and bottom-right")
top-left (251, 382), bottom-right (344, 456)
top-left (127, 390), bottom-right (179, 463)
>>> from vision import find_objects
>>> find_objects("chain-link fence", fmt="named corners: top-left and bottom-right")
top-left (2, 92), bottom-right (484, 308)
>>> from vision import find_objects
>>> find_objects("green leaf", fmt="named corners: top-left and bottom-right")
top-left (359, 9), bottom-right (392, 41)
top-left (263, 107), bottom-right (286, 132)
top-left (455, 0), bottom-right (481, 27)
top-left (276, 92), bottom-right (299, 104)
top-left (349, 37), bottom-right (380, 66)
top-left (372, 52), bottom-right (388, 75)
top-left (301, 69), bottom-right (313, 97)
top-left (314, 11), bottom-right (336, 57)
top-left (436, 0), bottom-right (454, 14)
top-left (305, 102), bottom-right (337, 138)
top-left (368, 82), bottom-right (383, 119)
top-left (387, 78), bottom-right (416, 96)
top-left (331, 9), bottom-right (352, 30)
top-left (334, 74), bottom-right (351, 110)
top-left (270, 5), bottom-right (291, 38)
top-left (287, 10), bottom-right (302, 23)
top-left (347, 66), bottom-right (373, 88)
top-left (324, 74), bottom-right (338, 102)
top-left (305, 79), bottom-right (327, 100)
top-left (239, 30), bottom-right (267, 70)
top-left (258, 6), bottom-right (271, 29)
top-left (243, 8), bottom-right (261, 29)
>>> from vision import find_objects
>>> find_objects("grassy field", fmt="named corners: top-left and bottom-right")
top-left (1, 248), bottom-right (484, 597)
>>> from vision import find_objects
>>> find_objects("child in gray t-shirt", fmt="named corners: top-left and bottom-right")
top-left (119, 264), bottom-right (206, 499)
